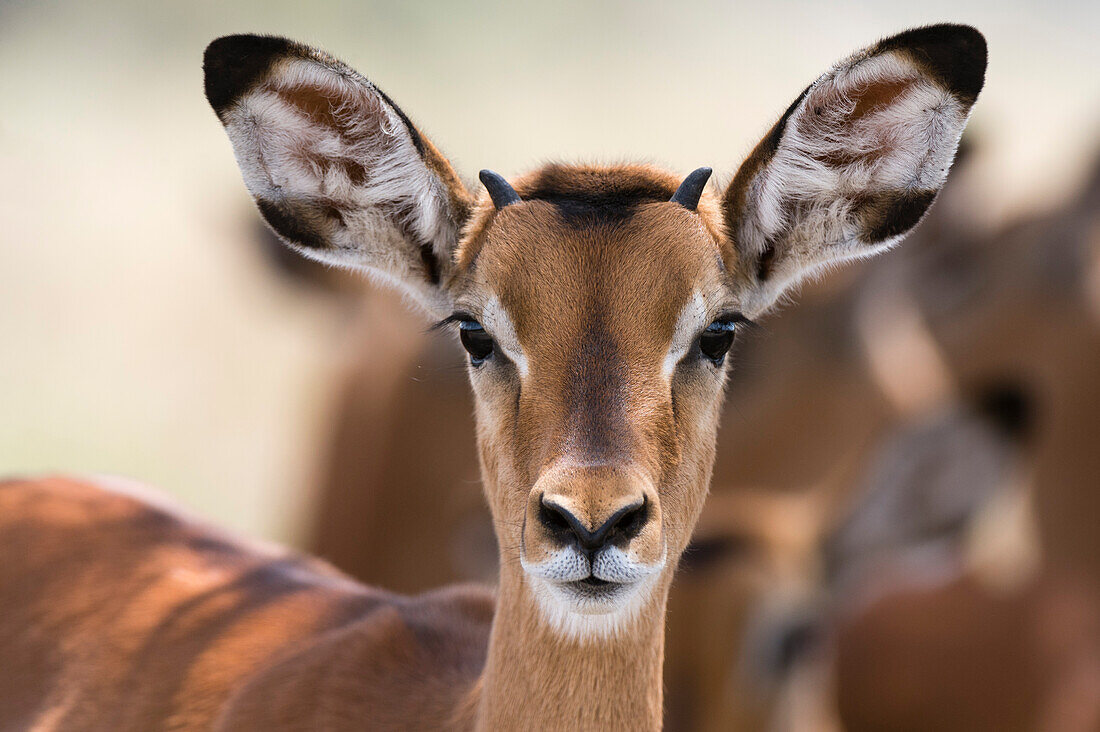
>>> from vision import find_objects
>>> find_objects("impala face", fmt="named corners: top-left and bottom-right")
top-left (447, 172), bottom-right (738, 628)
top-left (205, 26), bottom-right (986, 637)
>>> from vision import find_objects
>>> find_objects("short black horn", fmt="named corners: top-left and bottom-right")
top-left (479, 169), bottom-right (521, 209)
top-left (670, 167), bottom-right (712, 211)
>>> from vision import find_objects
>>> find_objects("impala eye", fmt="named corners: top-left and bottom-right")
top-left (458, 320), bottom-right (494, 365)
top-left (698, 320), bottom-right (737, 365)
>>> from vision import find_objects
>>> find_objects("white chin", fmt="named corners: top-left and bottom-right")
top-left (526, 575), bottom-right (656, 640)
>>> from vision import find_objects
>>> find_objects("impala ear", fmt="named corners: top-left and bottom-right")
top-left (724, 24), bottom-right (987, 316)
top-left (204, 35), bottom-right (472, 317)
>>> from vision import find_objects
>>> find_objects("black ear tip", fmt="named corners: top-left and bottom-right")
top-left (879, 24), bottom-right (988, 104)
top-left (479, 169), bottom-right (522, 209)
top-left (882, 23), bottom-right (987, 56)
top-left (203, 34), bottom-right (297, 115)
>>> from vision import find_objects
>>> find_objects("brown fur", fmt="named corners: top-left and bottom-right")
top-left (825, 150), bottom-right (1100, 732)
top-left (835, 573), bottom-right (1100, 732)
top-left (448, 177), bottom-right (733, 729)
top-left (0, 476), bottom-right (492, 731)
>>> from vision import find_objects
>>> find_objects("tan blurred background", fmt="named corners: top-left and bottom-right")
top-left (2, 0), bottom-right (1098, 544)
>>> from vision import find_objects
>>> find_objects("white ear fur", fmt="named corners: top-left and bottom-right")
top-left (726, 25), bottom-right (987, 317)
top-left (205, 35), bottom-right (470, 317)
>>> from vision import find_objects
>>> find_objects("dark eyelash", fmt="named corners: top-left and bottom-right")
top-left (711, 312), bottom-right (756, 329)
top-left (429, 311), bottom-right (480, 332)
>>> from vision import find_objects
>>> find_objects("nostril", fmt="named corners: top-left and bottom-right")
top-left (538, 497), bottom-right (604, 551)
top-left (538, 497), bottom-right (575, 540)
top-left (537, 495), bottom-right (649, 552)
top-left (606, 497), bottom-right (648, 544)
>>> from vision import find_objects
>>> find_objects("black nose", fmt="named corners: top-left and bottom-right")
top-left (538, 496), bottom-right (648, 553)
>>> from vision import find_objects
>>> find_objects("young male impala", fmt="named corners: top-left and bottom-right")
top-left (0, 25), bottom-right (985, 730)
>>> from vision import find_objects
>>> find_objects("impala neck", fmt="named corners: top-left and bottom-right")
top-left (471, 564), bottom-right (669, 731)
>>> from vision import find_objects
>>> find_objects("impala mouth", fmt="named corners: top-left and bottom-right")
top-left (556, 574), bottom-right (638, 607)
top-left (520, 544), bottom-right (668, 635)
top-left (580, 575), bottom-right (611, 587)
top-left (527, 571), bottom-right (661, 638)
top-left (567, 575), bottom-right (626, 594)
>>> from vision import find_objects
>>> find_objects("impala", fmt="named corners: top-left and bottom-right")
top-left (0, 24), bottom-right (985, 730)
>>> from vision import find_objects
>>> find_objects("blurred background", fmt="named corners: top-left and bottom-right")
top-left (3, 1), bottom-right (1100, 729)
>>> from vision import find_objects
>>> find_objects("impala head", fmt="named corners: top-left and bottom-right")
top-left (204, 25), bottom-right (986, 638)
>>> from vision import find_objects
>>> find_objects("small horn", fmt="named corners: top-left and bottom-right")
top-left (479, 169), bottom-right (521, 209)
top-left (670, 167), bottom-right (712, 211)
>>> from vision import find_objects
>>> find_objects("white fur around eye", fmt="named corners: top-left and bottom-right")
top-left (481, 296), bottom-right (529, 377)
top-left (663, 290), bottom-right (737, 378)
top-left (663, 291), bottom-right (709, 378)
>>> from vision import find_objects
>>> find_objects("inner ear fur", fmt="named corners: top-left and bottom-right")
top-left (204, 34), bottom-right (472, 316)
top-left (724, 24), bottom-right (987, 317)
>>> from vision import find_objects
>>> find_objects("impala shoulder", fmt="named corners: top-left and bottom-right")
top-left (218, 584), bottom-right (495, 731)
top-left (0, 474), bottom-right (160, 523)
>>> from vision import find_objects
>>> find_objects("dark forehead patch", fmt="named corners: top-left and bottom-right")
top-left (564, 309), bottom-right (629, 461)
top-left (516, 164), bottom-right (678, 226)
